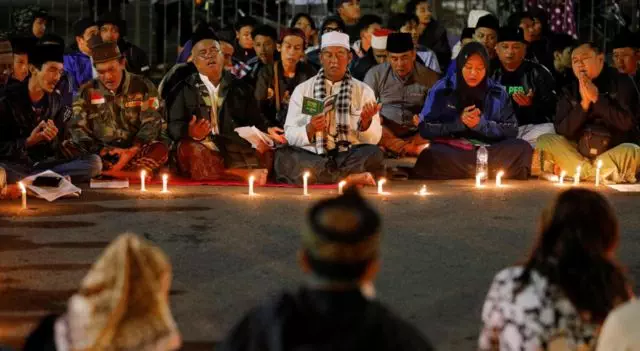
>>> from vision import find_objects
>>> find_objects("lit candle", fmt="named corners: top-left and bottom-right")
top-left (476, 172), bottom-right (485, 188)
top-left (574, 166), bottom-right (581, 186)
top-left (417, 185), bottom-right (428, 196)
top-left (303, 171), bottom-right (310, 196)
top-left (559, 170), bottom-right (566, 185)
top-left (377, 178), bottom-right (386, 195)
top-left (140, 170), bottom-right (147, 192)
top-left (496, 170), bottom-right (505, 187)
top-left (248, 175), bottom-right (255, 196)
top-left (338, 180), bottom-right (346, 195)
top-left (18, 181), bottom-right (27, 210)
top-left (595, 160), bottom-right (603, 187)
top-left (162, 174), bottom-right (169, 193)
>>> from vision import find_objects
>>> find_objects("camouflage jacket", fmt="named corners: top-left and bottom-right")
top-left (69, 71), bottom-right (163, 154)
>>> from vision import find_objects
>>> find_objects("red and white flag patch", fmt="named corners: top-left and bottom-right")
top-left (90, 90), bottom-right (105, 105)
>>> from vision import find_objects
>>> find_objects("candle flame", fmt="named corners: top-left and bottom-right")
top-left (303, 171), bottom-right (310, 178)
top-left (377, 178), bottom-right (387, 194)
top-left (338, 180), bottom-right (347, 194)
top-left (417, 185), bottom-right (428, 196)
top-left (597, 160), bottom-right (603, 168)
top-left (476, 172), bottom-right (485, 187)
top-left (496, 170), bottom-right (505, 187)
top-left (248, 175), bottom-right (256, 196)
top-left (18, 181), bottom-right (26, 193)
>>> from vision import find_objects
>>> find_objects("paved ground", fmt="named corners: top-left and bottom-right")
top-left (1, 180), bottom-right (639, 350)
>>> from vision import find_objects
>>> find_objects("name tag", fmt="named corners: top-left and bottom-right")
top-left (125, 100), bottom-right (143, 108)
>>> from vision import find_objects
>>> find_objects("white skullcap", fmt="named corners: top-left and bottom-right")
top-left (371, 28), bottom-right (392, 50)
top-left (321, 32), bottom-right (350, 50)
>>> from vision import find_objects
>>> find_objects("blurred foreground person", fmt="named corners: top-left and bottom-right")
top-left (24, 233), bottom-right (181, 351)
top-left (479, 188), bottom-right (632, 350)
top-left (219, 189), bottom-right (434, 351)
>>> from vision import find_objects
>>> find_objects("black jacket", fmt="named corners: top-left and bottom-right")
top-left (491, 60), bottom-right (557, 125)
top-left (350, 49), bottom-right (378, 82)
top-left (555, 66), bottom-right (639, 147)
top-left (119, 39), bottom-right (150, 76)
top-left (166, 70), bottom-right (266, 155)
top-left (418, 19), bottom-right (451, 70)
top-left (0, 81), bottom-right (71, 164)
top-left (218, 288), bottom-right (434, 351)
top-left (255, 60), bottom-right (317, 128)
top-left (526, 37), bottom-right (554, 73)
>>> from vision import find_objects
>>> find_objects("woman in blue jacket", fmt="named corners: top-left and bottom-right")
top-left (413, 42), bottom-right (533, 179)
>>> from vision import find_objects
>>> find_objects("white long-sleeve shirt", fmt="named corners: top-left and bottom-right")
top-left (284, 75), bottom-right (382, 154)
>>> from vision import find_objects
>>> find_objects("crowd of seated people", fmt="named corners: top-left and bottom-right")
top-left (1, 1), bottom-right (640, 200)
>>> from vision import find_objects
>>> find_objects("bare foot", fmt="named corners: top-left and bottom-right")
top-left (344, 172), bottom-right (376, 186)
top-left (251, 169), bottom-right (269, 185)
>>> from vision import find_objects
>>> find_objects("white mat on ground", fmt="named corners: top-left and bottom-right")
top-left (22, 170), bottom-right (81, 202)
top-left (607, 184), bottom-right (640, 192)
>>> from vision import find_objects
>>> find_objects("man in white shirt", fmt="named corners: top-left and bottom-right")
top-left (274, 31), bottom-right (384, 186)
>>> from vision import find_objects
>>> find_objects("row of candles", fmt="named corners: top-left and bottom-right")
top-left (16, 161), bottom-right (605, 210)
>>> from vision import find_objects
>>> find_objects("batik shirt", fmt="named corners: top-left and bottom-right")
top-left (69, 71), bottom-right (163, 154)
top-left (479, 266), bottom-right (598, 351)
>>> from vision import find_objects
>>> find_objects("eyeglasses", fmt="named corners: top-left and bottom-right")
top-left (196, 48), bottom-right (221, 60)
top-left (321, 50), bottom-right (349, 61)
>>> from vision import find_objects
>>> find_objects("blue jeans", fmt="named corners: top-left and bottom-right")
top-left (0, 154), bottom-right (102, 184)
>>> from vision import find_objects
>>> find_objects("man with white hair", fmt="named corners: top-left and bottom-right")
top-left (274, 31), bottom-right (383, 186)
top-left (166, 25), bottom-right (278, 182)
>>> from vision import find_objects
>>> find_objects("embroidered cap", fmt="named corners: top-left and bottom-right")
top-left (321, 31), bottom-right (350, 50)
top-left (371, 28), bottom-right (392, 50)
top-left (302, 188), bottom-right (381, 282)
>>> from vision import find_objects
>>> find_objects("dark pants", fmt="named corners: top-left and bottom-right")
top-left (274, 145), bottom-right (385, 185)
top-left (412, 139), bottom-right (533, 180)
top-left (155, 0), bottom-right (193, 63)
top-left (0, 155), bottom-right (103, 184)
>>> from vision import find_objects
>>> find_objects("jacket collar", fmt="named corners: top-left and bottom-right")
top-left (188, 70), bottom-right (233, 99)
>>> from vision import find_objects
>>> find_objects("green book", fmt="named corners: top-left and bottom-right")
top-left (302, 94), bottom-right (337, 116)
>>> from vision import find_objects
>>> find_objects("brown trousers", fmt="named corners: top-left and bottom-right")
top-left (380, 126), bottom-right (429, 157)
top-left (177, 139), bottom-right (273, 181)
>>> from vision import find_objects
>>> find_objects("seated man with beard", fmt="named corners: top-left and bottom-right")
top-left (364, 32), bottom-right (438, 158)
top-left (274, 32), bottom-right (384, 186)
top-left (167, 26), bottom-right (280, 182)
